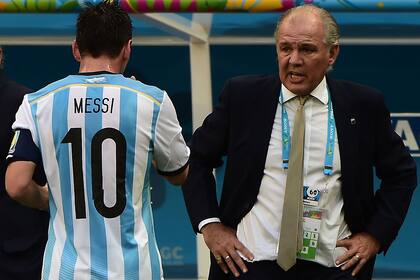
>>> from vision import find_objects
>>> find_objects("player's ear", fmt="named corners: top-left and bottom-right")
top-left (122, 39), bottom-right (132, 60)
top-left (72, 40), bottom-right (81, 62)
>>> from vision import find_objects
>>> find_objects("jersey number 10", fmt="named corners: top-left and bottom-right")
top-left (62, 127), bottom-right (127, 219)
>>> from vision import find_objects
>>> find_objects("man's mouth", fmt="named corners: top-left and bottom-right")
top-left (288, 71), bottom-right (305, 82)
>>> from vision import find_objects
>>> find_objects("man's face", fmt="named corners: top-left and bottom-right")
top-left (276, 12), bottom-right (338, 95)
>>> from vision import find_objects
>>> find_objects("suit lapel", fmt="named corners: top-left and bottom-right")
top-left (249, 75), bottom-right (281, 180)
top-left (327, 77), bottom-right (358, 195)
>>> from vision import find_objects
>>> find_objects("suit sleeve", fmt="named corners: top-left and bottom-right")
top-left (365, 94), bottom-right (417, 253)
top-left (182, 80), bottom-right (232, 233)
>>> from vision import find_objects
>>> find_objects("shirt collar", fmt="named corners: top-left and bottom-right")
top-left (280, 76), bottom-right (328, 105)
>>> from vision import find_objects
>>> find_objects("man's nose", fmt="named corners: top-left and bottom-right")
top-left (289, 50), bottom-right (302, 65)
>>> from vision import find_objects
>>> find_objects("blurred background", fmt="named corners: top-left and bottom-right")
top-left (1, 3), bottom-right (420, 279)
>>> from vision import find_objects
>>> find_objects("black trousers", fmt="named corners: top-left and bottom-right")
top-left (0, 238), bottom-right (45, 280)
top-left (225, 259), bottom-right (358, 280)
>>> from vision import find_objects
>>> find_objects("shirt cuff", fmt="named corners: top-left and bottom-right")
top-left (198, 218), bottom-right (221, 232)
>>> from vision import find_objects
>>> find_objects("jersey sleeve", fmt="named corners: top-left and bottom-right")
top-left (6, 129), bottom-right (47, 185)
top-left (12, 95), bottom-right (39, 147)
top-left (6, 129), bottom-right (42, 166)
top-left (154, 92), bottom-right (190, 175)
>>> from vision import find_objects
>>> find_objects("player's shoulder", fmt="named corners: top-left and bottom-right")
top-left (26, 75), bottom-right (77, 103)
top-left (113, 75), bottom-right (167, 105)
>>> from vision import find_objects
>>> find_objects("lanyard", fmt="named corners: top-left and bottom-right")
top-left (279, 91), bottom-right (335, 176)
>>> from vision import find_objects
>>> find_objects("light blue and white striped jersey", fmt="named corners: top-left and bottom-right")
top-left (12, 72), bottom-right (190, 280)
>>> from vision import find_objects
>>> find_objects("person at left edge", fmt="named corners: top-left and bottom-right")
top-left (5, 1), bottom-right (190, 279)
top-left (0, 46), bottom-right (49, 280)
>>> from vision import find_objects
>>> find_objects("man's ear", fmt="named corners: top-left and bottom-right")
top-left (72, 40), bottom-right (81, 62)
top-left (328, 44), bottom-right (339, 66)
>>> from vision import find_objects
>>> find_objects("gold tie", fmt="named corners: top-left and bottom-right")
top-left (277, 95), bottom-right (309, 271)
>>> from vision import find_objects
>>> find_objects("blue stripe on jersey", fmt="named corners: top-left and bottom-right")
top-left (142, 103), bottom-right (161, 280)
top-left (42, 197), bottom-right (57, 280)
top-left (85, 88), bottom-right (109, 279)
top-left (52, 90), bottom-right (78, 279)
top-left (119, 89), bottom-right (140, 280)
top-left (29, 101), bottom-right (41, 148)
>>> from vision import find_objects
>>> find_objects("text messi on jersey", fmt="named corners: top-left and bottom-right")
top-left (74, 97), bottom-right (115, 114)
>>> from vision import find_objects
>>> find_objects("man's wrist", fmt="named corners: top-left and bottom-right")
top-left (198, 217), bottom-right (221, 233)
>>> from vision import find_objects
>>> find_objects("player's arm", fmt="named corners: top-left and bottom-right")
top-left (163, 165), bottom-right (189, 186)
top-left (154, 92), bottom-right (190, 186)
top-left (152, 159), bottom-right (188, 186)
top-left (5, 129), bottom-right (49, 211)
top-left (6, 161), bottom-right (48, 211)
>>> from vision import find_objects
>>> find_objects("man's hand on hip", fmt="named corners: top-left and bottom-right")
top-left (335, 232), bottom-right (381, 276)
top-left (201, 223), bottom-right (254, 277)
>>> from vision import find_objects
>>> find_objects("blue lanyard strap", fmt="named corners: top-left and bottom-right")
top-left (323, 97), bottom-right (335, 175)
top-left (280, 92), bottom-right (290, 169)
top-left (279, 91), bottom-right (335, 176)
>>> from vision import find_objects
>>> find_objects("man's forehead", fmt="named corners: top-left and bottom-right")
top-left (277, 37), bottom-right (322, 46)
top-left (277, 21), bottom-right (326, 45)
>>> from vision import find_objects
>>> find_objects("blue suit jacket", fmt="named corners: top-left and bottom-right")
top-left (182, 74), bottom-right (417, 280)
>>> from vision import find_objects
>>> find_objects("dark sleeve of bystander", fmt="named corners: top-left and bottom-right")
top-left (0, 69), bottom-right (49, 280)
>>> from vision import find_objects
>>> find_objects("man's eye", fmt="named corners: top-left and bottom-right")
top-left (302, 48), bottom-right (315, 54)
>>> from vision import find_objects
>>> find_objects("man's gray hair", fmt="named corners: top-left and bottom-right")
top-left (274, 4), bottom-right (340, 48)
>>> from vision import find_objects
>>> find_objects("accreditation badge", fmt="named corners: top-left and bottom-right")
top-left (298, 186), bottom-right (323, 261)
top-left (297, 206), bottom-right (323, 261)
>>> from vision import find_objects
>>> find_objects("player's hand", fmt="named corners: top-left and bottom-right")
top-left (201, 223), bottom-right (254, 277)
top-left (38, 183), bottom-right (49, 211)
top-left (335, 232), bottom-right (380, 276)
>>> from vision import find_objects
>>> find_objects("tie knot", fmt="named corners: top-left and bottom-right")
top-left (299, 95), bottom-right (309, 106)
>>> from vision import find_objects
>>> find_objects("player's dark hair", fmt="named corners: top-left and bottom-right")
top-left (76, 0), bottom-right (132, 58)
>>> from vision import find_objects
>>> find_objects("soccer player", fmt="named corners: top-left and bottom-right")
top-left (5, 1), bottom-right (189, 279)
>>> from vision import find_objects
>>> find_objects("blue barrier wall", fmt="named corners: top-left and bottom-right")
top-left (3, 44), bottom-right (419, 278)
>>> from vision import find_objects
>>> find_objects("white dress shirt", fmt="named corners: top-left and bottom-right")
top-left (235, 77), bottom-right (352, 267)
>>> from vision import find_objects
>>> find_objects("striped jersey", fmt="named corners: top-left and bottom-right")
top-left (11, 72), bottom-right (190, 280)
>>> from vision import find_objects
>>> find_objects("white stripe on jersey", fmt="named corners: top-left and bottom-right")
top-left (69, 86), bottom-right (92, 277)
top-left (36, 96), bottom-right (66, 280)
top-left (101, 86), bottom-right (125, 279)
top-left (133, 95), bottom-right (155, 280)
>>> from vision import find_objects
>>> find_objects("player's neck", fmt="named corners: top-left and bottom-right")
top-left (78, 56), bottom-right (124, 74)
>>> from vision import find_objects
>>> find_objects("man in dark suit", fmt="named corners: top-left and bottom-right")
top-left (0, 46), bottom-right (49, 280)
top-left (182, 5), bottom-right (416, 280)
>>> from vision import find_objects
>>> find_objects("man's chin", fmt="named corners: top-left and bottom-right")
top-left (284, 83), bottom-right (311, 96)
